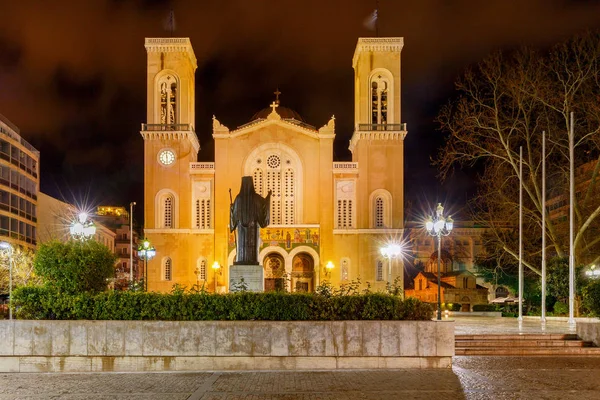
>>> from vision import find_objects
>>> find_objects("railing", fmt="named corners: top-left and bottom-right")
top-left (190, 162), bottom-right (215, 171)
top-left (141, 123), bottom-right (193, 131)
top-left (333, 162), bottom-right (358, 170)
top-left (357, 123), bottom-right (406, 131)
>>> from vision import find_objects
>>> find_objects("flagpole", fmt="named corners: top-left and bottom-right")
top-left (568, 112), bottom-right (576, 330)
top-left (541, 131), bottom-right (546, 327)
top-left (518, 146), bottom-right (523, 327)
top-left (375, 0), bottom-right (379, 37)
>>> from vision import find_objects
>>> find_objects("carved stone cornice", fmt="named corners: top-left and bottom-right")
top-left (352, 37), bottom-right (404, 68)
top-left (144, 38), bottom-right (197, 69)
top-left (348, 130), bottom-right (407, 154)
top-left (140, 130), bottom-right (200, 153)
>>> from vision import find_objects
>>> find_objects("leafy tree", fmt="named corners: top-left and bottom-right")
top-left (34, 240), bottom-right (116, 293)
top-left (0, 246), bottom-right (42, 294)
top-left (545, 256), bottom-right (587, 302)
top-left (436, 30), bottom-right (600, 274)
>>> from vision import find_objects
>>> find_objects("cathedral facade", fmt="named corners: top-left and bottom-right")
top-left (141, 37), bottom-right (407, 293)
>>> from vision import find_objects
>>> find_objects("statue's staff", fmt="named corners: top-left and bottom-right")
top-left (229, 188), bottom-right (237, 251)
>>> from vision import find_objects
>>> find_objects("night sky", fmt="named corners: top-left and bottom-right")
top-left (2, 0), bottom-right (600, 223)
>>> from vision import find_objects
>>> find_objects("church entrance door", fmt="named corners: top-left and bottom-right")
top-left (291, 253), bottom-right (314, 292)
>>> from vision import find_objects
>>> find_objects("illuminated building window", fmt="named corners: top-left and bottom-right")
top-left (371, 79), bottom-right (388, 125)
top-left (163, 257), bottom-right (172, 281)
top-left (197, 258), bottom-right (207, 281)
top-left (158, 74), bottom-right (178, 124)
top-left (369, 189), bottom-right (392, 228)
top-left (341, 258), bottom-right (350, 281)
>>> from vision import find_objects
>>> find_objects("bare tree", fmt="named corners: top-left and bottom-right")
top-left (436, 31), bottom-right (600, 274)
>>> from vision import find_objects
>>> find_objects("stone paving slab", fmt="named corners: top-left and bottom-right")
top-left (1, 356), bottom-right (600, 399)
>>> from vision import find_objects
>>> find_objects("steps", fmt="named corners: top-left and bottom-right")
top-left (455, 333), bottom-right (600, 356)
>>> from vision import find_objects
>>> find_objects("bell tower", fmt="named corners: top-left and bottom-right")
top-left (140, 38), bottom-right (200, 291)
top-left (141, 37), bottom-right (199, 231)
top-left (346, 37), bottom-right (407, 291)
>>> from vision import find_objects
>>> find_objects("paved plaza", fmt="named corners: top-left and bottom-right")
top-left (2, 317), bottom-right (599, 399)
top-left (1, 356), bottom-right (600, 399)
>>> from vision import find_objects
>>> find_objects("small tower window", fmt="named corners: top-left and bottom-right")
top-left (197, 258), bottom-right (207, 281)
top-left (164, 195), bottom-right (174, 228)
top-left (163, 257), bottom-right (172, 281)
top-left (376, 260), bottom-right (384, 281)
top-left (375, 197), bottom-right (384, 228)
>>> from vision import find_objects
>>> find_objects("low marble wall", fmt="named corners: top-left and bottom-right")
top-left (0, 320), bottom-right (454, 372)
top-left (577, 322), bottom-right (600, 346)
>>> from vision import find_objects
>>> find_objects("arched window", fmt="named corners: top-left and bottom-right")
top-left (156, 190), bottom-right (178, 229)
top-left (376, 260), bottom-right (383, 281)
top-left (163, 257), bottom-right (172, 281)
top-left (340, 257), bottom-right (350, 281)
top-left (196, 258), bottom-right (207, 281)
top-left (369, 189), bottom-right (392, 228)
top-left (371, 76), bottom-right (389, 125)
top-left (158, 74), bottom-right (178, 125)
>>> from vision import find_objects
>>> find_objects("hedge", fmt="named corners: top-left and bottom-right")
top-left (12, 286), bottom-right (433, 321)
top-left (472, 304), bottom-right (498, 312)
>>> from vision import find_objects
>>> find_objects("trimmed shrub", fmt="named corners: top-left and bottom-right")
top-left (12, 286), bottom-right (434, 321)
top-left (553, 301), bottom-right (568, 315)
top-left (440, 303), bottom-right (461, 311)
top-left (472, 304), bottom-right (498, 312)
top-left (582, 280), bottom-right (600, 317)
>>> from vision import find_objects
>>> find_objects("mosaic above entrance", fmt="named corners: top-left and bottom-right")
top-left (228, 227), bottom-right (320, 254)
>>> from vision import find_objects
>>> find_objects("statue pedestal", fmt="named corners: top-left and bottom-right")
top-left (229, 265), bottom-right (264, 292)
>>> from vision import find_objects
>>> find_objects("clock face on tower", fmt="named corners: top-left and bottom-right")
top-left (158, 149), bottom-right (176, 166)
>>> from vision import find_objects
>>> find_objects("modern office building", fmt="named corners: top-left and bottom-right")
top-left (0, 113), bottom-right (39, 249)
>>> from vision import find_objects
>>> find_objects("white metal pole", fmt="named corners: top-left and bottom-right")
top-left (130, 202), bottom-right (135, 282)
top-left (541, 131), bottom-right (547, 325)
top-left (8, 248), bottom-right (12, 321)
top-left (518, 146), bottom-right (523, 324)
top-left (568, 112), bottom-right (576, 329)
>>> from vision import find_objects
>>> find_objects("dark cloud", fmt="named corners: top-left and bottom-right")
top-left (1, 0), bottom-right (600, 212)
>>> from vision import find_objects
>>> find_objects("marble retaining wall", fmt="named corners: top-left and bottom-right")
top-left (0, 320), bottom-right (454, 372)
top-left (577, 322), bottom-right (600, 346)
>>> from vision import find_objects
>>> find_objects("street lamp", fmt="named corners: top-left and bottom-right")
top-left (324, 261), bottom-right (335, 278)
top-left (137, 239), bottom-right (156, 291)
top-left (586, 265), bottom-right (600, 279)
top-left (212, 261), bottom-right (221, 293)
top-left (0, 242), bottom-right (13, 320)
top-left (380, 243), bottom-right (403, 292)
top-left (69, 212), bottom-right (96, 240)
top-left (129, 202), bottom-right (136, 281)
top-left (425, 203), bottom-right (454, 320)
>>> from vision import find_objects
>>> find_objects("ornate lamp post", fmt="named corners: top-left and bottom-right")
top-left (380, 243), bottom-right (403, 292)
top-left (137, 239), bottom-right (156, 291)
top-left (212, 261), bottom-right (221, 293)
top-left (0, 242), bottom-right (13, 320)
top-left (69, 212), bottom-right (96, 240)
top-left (425, 203), bottom-right (454, 320)
top-left (324, 261), bottom-right (335, 279)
